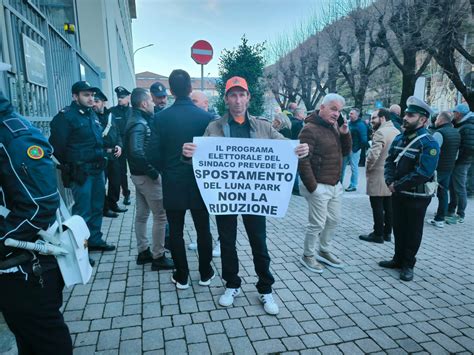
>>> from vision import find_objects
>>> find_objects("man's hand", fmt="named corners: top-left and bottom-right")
top-left (295, 143), bottom-right (309, 159)
top-left (114, 145), bottom-right (122, 158)
top-left (388, 183), bottom-right (396, 193)
top-left (339, 118), bottom-right (349, 134)
top-left (182, 143), bottom-right (197, 158)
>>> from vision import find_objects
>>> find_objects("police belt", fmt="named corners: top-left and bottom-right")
top-left (399, 184), bottom-right (431, 198)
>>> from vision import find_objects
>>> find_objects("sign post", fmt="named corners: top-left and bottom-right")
top-left (192, 137), bottom-right (299, 218)
top-left (191, 40), bottom-right (213, 91)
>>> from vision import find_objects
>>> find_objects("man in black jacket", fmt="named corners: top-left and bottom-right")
top-left (0, 90), bottom-right (72, 354)
top-left (427, 111), bottom-right (460, 228)
top-left (447, 104), bottom-right (474, 224)
top-left (147, 70), bottom-right (214, 290)
top-left (110, 86), bottom-right (133, 205)
top-left (93, 90), bottom-right (127, 218)
top-left (125, 88), bottom-right (173, 271)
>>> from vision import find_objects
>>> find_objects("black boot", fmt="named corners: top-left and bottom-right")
top-left (379, 259), bottom-right (401, 269)
top-left (400, 267), bottom-right (414, 281)
top-left (136, 248), bottom-right (153, 265)
top-left (123, 195), bottom-right (131, 205)
top-left (103, 210), bottom-right (119, 218)
top-left (110, 205), bottom-right (128, 213)
top-left (383, 233), bottom-right (392, 242)
top-left (359, 232), bottom-right (384, 244)
top-left (151, 255), bottom-right (175, 271)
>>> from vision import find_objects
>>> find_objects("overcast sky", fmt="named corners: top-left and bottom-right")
top-left (132, 0), bottom-right (330, 78)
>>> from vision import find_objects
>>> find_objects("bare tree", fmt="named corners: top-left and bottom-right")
top-left (373, 0), bottom-right (434, 112)
top-left (265, 4), bottom-right (344, 111)
top-left (329, 0), bottom-right (389, 111)
top-left (425, 0), bottom-right (474, 109)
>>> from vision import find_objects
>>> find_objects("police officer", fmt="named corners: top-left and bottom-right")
top-left (110, 86), bottom-right (133, 205)
top-left (381, 96), bottom-right (440, 281)
top-left (49, 81), bottom-right (115, 252)
top-left (0, 90), bottom-right (72, 354)
top-left (150, 81), bottom-right (168, 115)
top-left (92, 90), bottom-right (127, 218)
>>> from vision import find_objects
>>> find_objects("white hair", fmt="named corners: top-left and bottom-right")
top-left (321, 93), bottom-right (345, 106)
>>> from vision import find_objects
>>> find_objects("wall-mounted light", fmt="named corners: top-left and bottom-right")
top-left (64, 23), bottom-right (75, 34)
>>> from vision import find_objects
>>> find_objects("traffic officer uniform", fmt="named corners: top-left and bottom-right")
top-left (49, 81), bottom-right (114, 251)
top-left (0, 91), bottom-right (72, 354)
top-left (94, 90), bottom-right (127, 217)
top-left (110, 86), bottom-right (132, 205)
top-left (382, 96), bottom-right (440, 281)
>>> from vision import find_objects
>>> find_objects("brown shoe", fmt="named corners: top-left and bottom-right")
top-left (316, 251), bottom-right (343, 268)
top-left (300, 256), bottom-right (324, 273)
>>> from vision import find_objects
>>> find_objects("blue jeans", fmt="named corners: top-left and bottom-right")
top-left (71, 173), bottom-right (105, 245)
top-left (434, 170), bottom-right (452, 221)
top-left (347, 150), bottom-right (361, 188)
top-left (448, 163), bottom-right (471, 218)
top-left (341, 155), bottom-right (350, 185)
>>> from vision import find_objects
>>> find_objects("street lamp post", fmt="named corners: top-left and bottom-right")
top-left (133, 43), bottom-right (154, 57)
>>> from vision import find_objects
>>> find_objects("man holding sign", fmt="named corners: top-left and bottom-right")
top-left (183, 76), bottom-right (308, 315)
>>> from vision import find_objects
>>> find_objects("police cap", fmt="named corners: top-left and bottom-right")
top-left (72, 81), bottom-right (99, 95)
top-left (405, 96), bottom-right (433, 118)
top-left (94, 89), bottom-right (108, 102)
top-left (150, 82), bottom-right (167, 97)
top-left (115, 86), bottom-right (131, 98)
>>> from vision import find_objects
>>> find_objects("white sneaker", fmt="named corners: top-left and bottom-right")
top-left (171, 273), bottom-right (189, 290)
top-left (259, 293), bottom-right (279, 315)
top-left (218, 288), bottom-right (240, 307)
top-left (427, 219), bottom-right (444, 228)
top-left (198, 270), bottom-right (215, 286)
top-left (212, 243), bottom-right (221, 257)
top-left (188, 242), bottom-right (197, 250)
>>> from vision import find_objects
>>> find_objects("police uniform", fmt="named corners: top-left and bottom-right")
top-left (0, 91), bottom-right (72, 354)
top-left (382, 96), bottom-right (440, 281)
top-left (110, 86), bottom-right (132, 205)
top-left (94, 90), bottom-right (126, 216)
top-left (49, 81), bottom-right (114, 251)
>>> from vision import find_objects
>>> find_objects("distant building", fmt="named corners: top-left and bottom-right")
top-left (136, 71), bottom-right (218, 98)
top-left (0, 0), bottom-right (136, 122)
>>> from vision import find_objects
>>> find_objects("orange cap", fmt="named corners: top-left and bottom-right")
top-left (225, 76), bottom-right (249, 95)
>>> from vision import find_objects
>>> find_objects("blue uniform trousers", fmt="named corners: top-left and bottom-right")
top-left (71, 172), bottom-right (105, 245)
top-left (0, 268), bottom-right (72, 355)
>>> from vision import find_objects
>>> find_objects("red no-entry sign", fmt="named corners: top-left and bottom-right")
top-left (191, 40), bottom-right (213, 65)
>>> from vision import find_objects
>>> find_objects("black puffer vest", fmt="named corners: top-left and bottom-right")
top-left (436, 123), bottom-right (461, 171)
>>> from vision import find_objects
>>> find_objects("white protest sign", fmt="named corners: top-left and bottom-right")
top-left (193, 137), bottom-right (298, 217)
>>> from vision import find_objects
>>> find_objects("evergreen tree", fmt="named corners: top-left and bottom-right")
top-left (216, 36), bottom-right (266, 116)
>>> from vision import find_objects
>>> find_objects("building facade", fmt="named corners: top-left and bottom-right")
top-left (0, 0), bottom-right (136, 128)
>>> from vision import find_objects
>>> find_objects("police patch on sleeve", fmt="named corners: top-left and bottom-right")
top-left (429, 148), bottom-right (437, 156)
top-left (27, 145), bottom-right (44, 159)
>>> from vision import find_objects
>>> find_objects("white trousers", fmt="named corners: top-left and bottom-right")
top-left (300, 182), bottom-right (343, 256)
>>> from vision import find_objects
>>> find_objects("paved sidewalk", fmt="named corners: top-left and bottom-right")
top-left (1, 169), bottom-right (474, 354)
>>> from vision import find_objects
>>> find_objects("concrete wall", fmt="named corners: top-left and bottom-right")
top-left (76, 0), bottom-right (135, 106)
